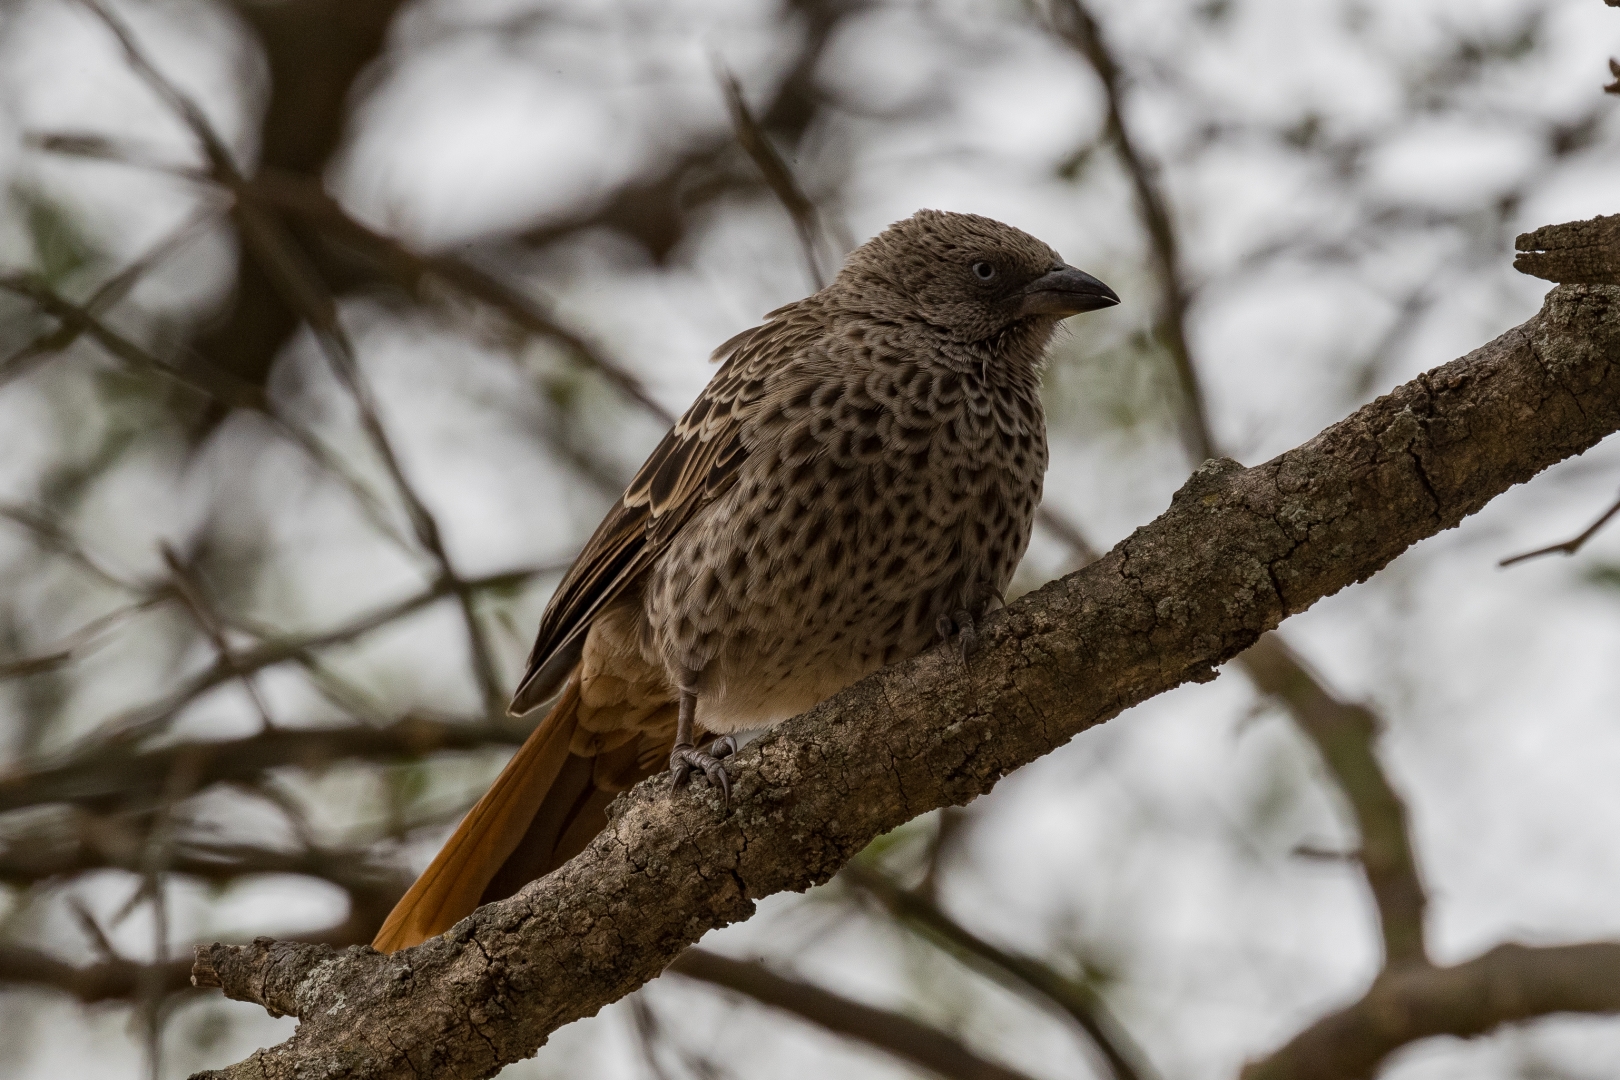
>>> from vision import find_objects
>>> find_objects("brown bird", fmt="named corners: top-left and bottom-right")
top-left (372, 210), bottom-right (1118, 952)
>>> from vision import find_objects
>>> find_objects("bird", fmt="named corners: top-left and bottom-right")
top-left (371, 210), bottom-right (1118, 953)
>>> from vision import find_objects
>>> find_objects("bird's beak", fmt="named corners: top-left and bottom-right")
top-left (1018, 265), bottom-right (1120, 317)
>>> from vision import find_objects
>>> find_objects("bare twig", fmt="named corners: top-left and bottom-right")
top-left (717, 68), bottom-right (829, 290)
top-left (161, 545), bottom-right (277, 731)
top-left (842, 863), bottom-right (1158, 1080)
top-left (670, 948), bottom-right (1043, 1080)
top-left (0, 205), bottom-right (218, 387)
top-left (0, 273), bottom-right (265, 407)
top-left (1499, 488), bottom-right (1620, 566)
top-left (1049, 0), bottom-right (1212, 462)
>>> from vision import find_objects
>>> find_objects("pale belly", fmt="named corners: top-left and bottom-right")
top-left (643, 455), bottom-right (1039, 734)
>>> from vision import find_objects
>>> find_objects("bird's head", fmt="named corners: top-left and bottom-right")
top-left (835, 209), bottom-right (1119, 346)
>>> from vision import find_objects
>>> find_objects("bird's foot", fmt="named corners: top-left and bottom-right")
top-left (670, 736), bottom-right (738, 803)
top-left (936, 609), bottom-right (979, 663)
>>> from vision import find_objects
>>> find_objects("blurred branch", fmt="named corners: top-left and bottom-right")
top-left (718, 69), bottom-right (830, 290)
top-left (841, 863), bottom-right (1157, 1080)
top-left (1237, 636), bottom-right (1426, 964)
top-left (242, 170), bottom-right (676, 426)
top-left (22, 130), bottom-right (213, 183)
top-left (0, 821), bottom-right (406, 901)
top-left (0, 274), bottom-right (263, 408)
top-left (0, 206), bottom-right (217, 388)
top-left (669, 947), bottom-right (1043, 1080)
top-left (0, 710), bottom-right (530, 815)
top-left (1240, 942), bottom-right (1620, 1080)
top-left (0, 943), bottom-right (195, 1005)
top-left (1499, 487), bottom-right (1620, 566)
top-left (0, 501), bottom-right (148, 593)
top-left (1049, 0), bottom-right (1212, 462)
top-left (0, 596), bottom-right (165, 682)
top-left (161, 545), bottom-right (277, 731)
top-left (73, 0), bottom-right (241, 178)
top-left (30, 563), bottom-right (552, 759)
top-left (76, 0), bottom-right (512, 715)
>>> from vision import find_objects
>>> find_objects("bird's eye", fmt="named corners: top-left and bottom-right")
top-left (971, 261), bottom-right (996, 281)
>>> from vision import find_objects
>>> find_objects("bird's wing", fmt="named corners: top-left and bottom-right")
top-left (507, 312), bottom-right (795, 715)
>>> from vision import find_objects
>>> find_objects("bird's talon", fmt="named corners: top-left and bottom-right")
top-left (711, 735), bottom-right (739, 760)
top-left (670, 744), bottom-right (732, 803)
top-left (938, 609), bottom-right (978, 663)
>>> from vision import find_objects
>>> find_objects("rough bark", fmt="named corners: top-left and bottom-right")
top-left (189, 284), bottom-right (1620, 1080)
top-left (1516, 215), bottom-right (1620, 285)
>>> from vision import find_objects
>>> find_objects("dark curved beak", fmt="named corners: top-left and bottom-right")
top-left (1019, 265), bottom-right (1120, 317)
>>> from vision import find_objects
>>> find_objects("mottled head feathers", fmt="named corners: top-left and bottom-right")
top-left (833, 210), bottom-right (1116, 344)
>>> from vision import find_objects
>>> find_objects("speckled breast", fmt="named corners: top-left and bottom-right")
top-left (643, 349), bottom-right (1048, 733)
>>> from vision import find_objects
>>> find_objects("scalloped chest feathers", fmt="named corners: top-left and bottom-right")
top-left (642, 334), bottom-right (1048, 733)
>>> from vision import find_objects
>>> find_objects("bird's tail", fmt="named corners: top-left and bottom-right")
top-left (372, 675), bottom-right (671, 953)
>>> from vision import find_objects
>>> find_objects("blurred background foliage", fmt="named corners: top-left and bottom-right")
top-left (0, 0), bottom-right (1618, 1077)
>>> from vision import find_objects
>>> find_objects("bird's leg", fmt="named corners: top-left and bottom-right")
top-left (669, 684), bottom-right (732, 803)
top-left (936, 608), bottom-right (979, 663)
top-left (939, 586), bottom-right (1003, 663)
top-left (936, 610), bottom-right (977, 662)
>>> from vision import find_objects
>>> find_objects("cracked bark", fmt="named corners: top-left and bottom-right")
top-left (188, 283), bottom-right (1620, 1080)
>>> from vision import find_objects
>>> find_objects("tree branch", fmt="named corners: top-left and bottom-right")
top-left (668, 948), bottom-right (1040, 1080)
top-left (0, 944), bottom-right (196, 1005)
top-left (1236, 636), bottom-right (1427, 964)
top-left (841, 864), bottom-right (1156, 1080)
top-left (184, 284), bottom-right (1620, 1079)
top-left (1240, 942), bottom-right (1620, 1080)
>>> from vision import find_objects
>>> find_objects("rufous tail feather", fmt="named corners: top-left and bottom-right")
top-left (372, 677), bottom-right (582, 953)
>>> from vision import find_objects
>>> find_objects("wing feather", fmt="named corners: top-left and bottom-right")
top-left (508, 307), bottom-right (802, 715)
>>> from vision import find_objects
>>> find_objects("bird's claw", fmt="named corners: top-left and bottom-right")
top-left (936, 609), bottom-right (979, 663)
top-left (670, 737), bottom-right (737, 803)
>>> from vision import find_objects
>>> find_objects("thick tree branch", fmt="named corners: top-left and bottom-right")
top-left (182, 284), bottom-right (1620, 1079)
top-left (1240, 942), bottom-right (1620, 1080)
